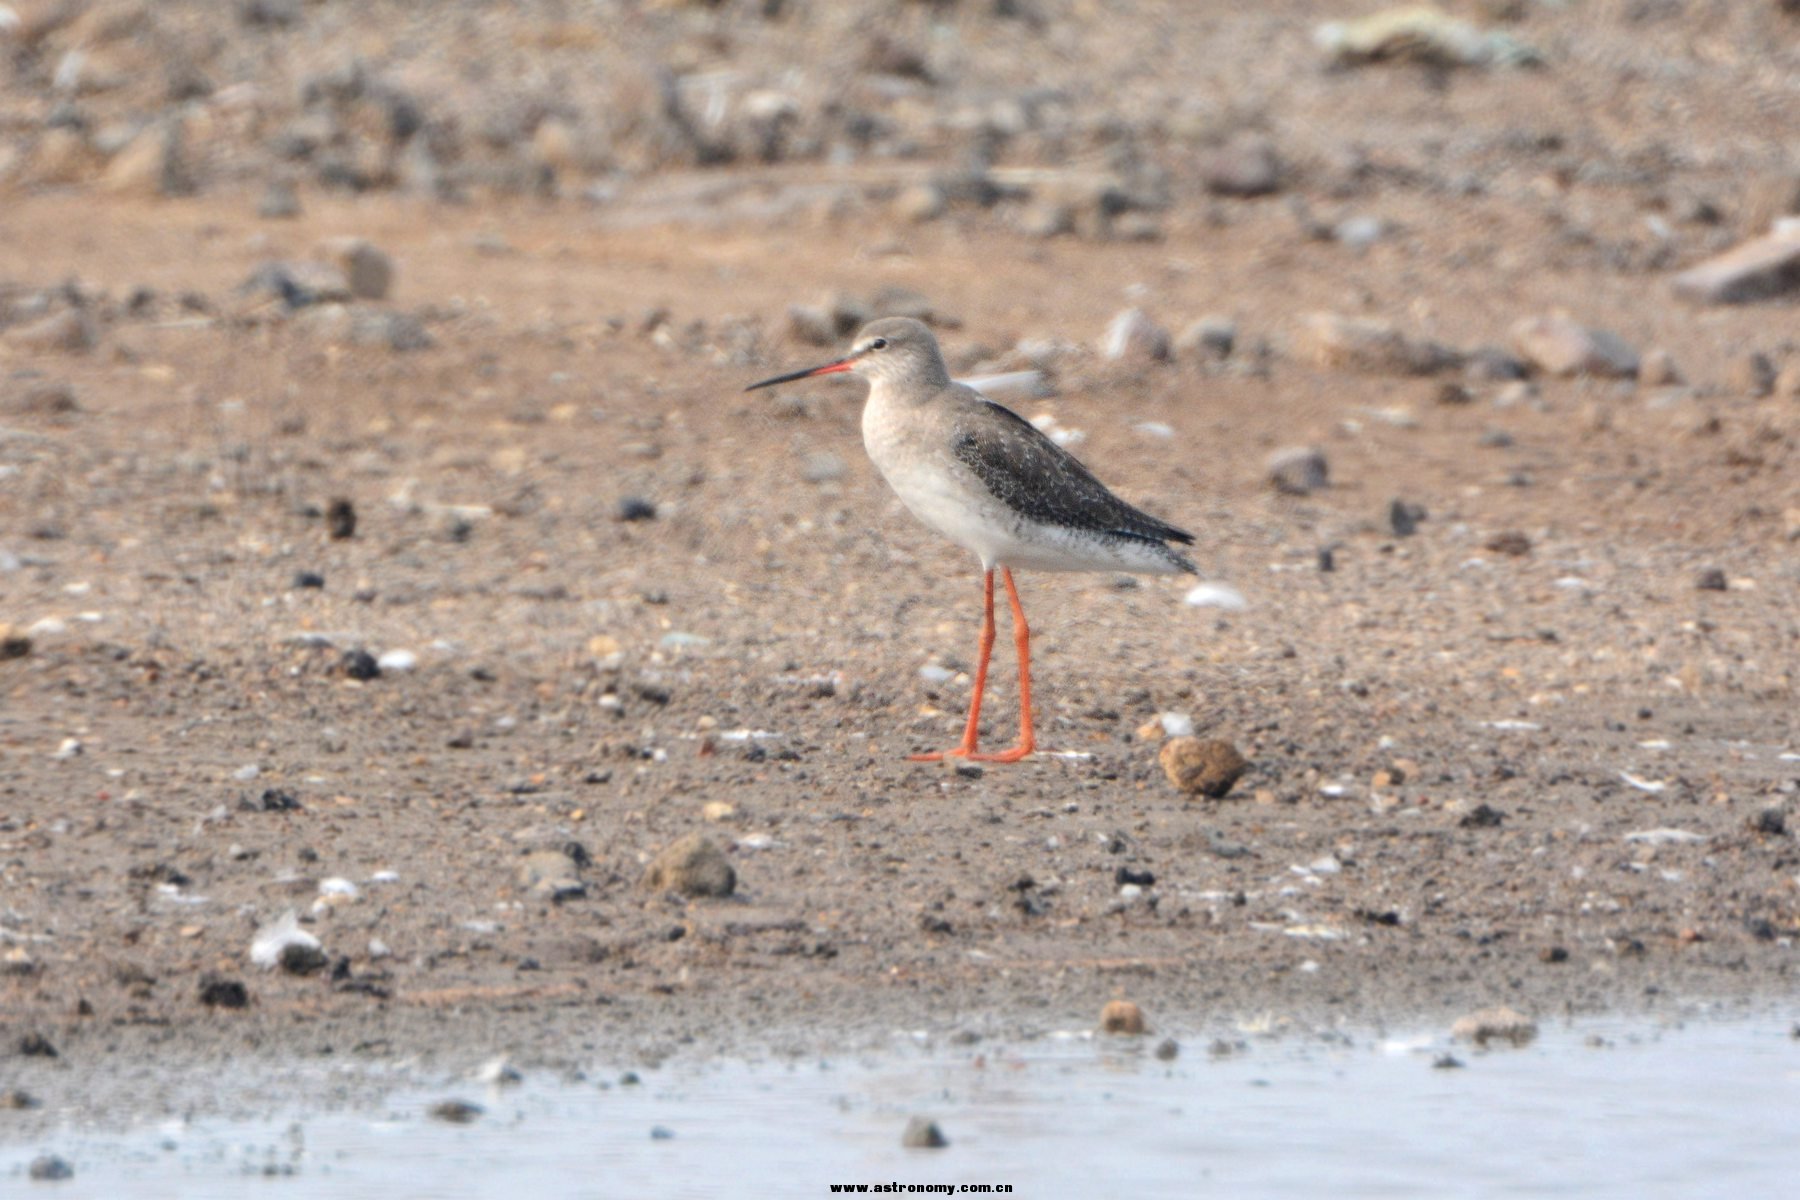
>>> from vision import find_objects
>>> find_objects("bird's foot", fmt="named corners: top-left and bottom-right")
top-left (965, 744), bottom-right (1033, 764)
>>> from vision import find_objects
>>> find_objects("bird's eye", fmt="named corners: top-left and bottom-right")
top-left (869, 337), bottom-right (888, 351)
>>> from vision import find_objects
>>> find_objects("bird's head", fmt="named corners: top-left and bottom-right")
top-left (745, 317), bottom-right (949, 394)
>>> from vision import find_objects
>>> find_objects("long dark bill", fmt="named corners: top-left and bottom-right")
top-left (744, 358), bottom-right (854, 392)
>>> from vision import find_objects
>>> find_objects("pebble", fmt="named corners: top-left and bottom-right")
top-left (428, 1100), bottom-right (484, 1125)
top-left (1451, 1006), bottom-right (1538, 1047)
top-left (1100, 999), bottom-right (1148, 1035)
top-left (3, 308), bottom-right (97, 354)
top-left (249, 910), bottom-right (324, 971)
top-left (901, 1117), bottom-right (948, 1149)
top-left (0, 1089), bottom-right (41, 1110)
top-left (1159, 737), bottom-right (1249, 799)
top-left (1183, 582), bottom-right (1248, 610)
top-left (1200, 132), bottom-right (1283, 197)
top-left (617, 496), bottom-right (658, 522)
top-left (198, 974), bottom-right (250, 1009)
top-left (376, 648), bottom-right (418, 673)
top-left (1484, 531), bottom-right (1531, 556)
top-left (0, 623), bottom-right (31, 659)
top-left (27, 1155), bottom-right (73, 1182)
top-left (800, 451), bottom-right (847, 483)
top-left (325, 497), bottom-right (357, 539)
top-left (518, 848), bottom-right (587, 902)
top-left (293, 570), bottom-right (325, 589)
top-left (52, 737), bottom-right (82, 760)
top-left (1175, 316), bottom-right (1235, 361)
top-left (320, 237), bottom-right (394, 301)
top-left (1100, 307), bottom-right (1171, 363)
top-left (1670, 224), bottom-right (1800, 303)
top-left (1154, 1038), bottom-right (1180, 1062)
top-left (1696, 567), bottom-right (1728, 592)
top-left (259, 178), bottom-right (302, 219)
top-left (1637, 348), bottom-right (1682, 386)
top-left (341, 649), bottom-right (380, 680)
top-left (641, 832), bottom-right (736, 898)
top-left (1726, 352), bottom-right (1776, 398)
top-left (1295, 312), bottom-right (1457, 376)
top-left (1508, 314), bottom-right (1639, 378)
top-left (349, 309), bottom-right (431, 351)
top-left (892, 182), bottom-right (946, 224)
top-left (1267, 446), bottom-right (1329, 495)
top-left (1389, 499), bottom-right (1426, 537)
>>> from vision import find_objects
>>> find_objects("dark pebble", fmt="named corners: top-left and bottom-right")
top-left (198, 975), bottom-right (250, 1009)
top-left (1540, 946), bottom-right (1569, 963)
top-left (1115, 866), bottom-right (1156, 887)
top-left (342, 649), bottom-right (380, 680)
top-left (1696, 568), bottom-right (1728, 592)
top-left (1389, 499), bottom-right (1427, 537)
top-left (1746, 917), bottom-right (1777, 941)
top-left (427, 1099), bottom-right (483, 1124)
top-left (1317, 545), bottom-right (1336, 572)
top-left (325, 497), bottom-right (357, 539)
top-left (919, 913), bottom-right (954, 935)
top-left (279, 942), bottom-right (329, 975)
top-left (1432, 1054), bottom-right (1465, 1070)
top-left (1154, 1038), bottom-right (1180, 1061)
top-left (28, 1155), bottom-right (74, 1182)
top-left (901, 1117), bottom-right (949, 1149)
top-left (1459, 803), bottom-right (1506, 829)
top-left (1750, 809), bottom-right (1787, 836)
top-left (18, 1033), bottom-right (57, 1058)
top-left (242, 788), bottom-right (302, 813)
top-left (1485, 531), bottom-right (1532, 557)
top-left (617, 497), bottom-right (658, 522)
top-left (954, 764), bottom-right (984, 780)
top-left (293, 571), bottom-right (326, 589)
top-left (0, 1089), bottom-right (41, 1110)
top-left (620, 1071), bottom-right (641, 1086)
top-left (650, 1126), bottom-right (676, 1140)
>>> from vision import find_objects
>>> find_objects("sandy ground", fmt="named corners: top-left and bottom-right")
top-left (3, 1), bottom-right (1800, 1131)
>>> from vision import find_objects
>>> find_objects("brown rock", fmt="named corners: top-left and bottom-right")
top-left (3, 308), bottom-right (96, 354)
top-left (1100, 999), bottom-right (1148, 1035)
top-left (320, 238), bottom-right (394, 301)
top-left (1295, 312), bottom-right (1459, 376)
top-left (518, 849), bottom-right (587, 902)
top-left (1484, 530), bottom-right (1532, 556)
top-left (1267, 446), bottom-right (1329, 495)
top-left (1726, 352), bottom-right (1776, 398)
top-left (1508, 314), bottom-right (1639, 378)
top-left (1670, 226), bottom-right (1800, 304)
top-left (641, 832), bottom-right (736, 897)
top-left (1200, 133), bottom-right (1283, 197)
top-left (1159, 737), bottom-right (1249, 799)
top-left (1451, 1006), bottom-right (1538, 1047)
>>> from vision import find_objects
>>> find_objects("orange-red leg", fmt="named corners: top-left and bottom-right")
top-left (966, 568), bottom-right (1035, 763)
top-left (908, 569), bottom-right (997, 762)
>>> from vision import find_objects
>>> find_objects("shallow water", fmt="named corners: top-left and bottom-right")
top-left (6, 1017), bottom-right (1797, 1199)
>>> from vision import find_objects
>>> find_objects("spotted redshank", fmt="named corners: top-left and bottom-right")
top-left (746, 317), bottom-right (1195, 763)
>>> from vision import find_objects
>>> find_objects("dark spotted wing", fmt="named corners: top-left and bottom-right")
top-left (949, 395), bottom-right (1194, 547)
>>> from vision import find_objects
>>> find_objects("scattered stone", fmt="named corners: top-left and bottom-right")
top-left (1159, 737), bottom-right (1248, 799)
top-left (0, 624), bottom-right (31, 659)
top-left (618, 496), bottom-right (658, 522)
top-left (5, 380), bottom-right (79, 416)
top-left (901, 1117), bottom-right (948, 1149)
top-left (293, 570), bottom-right (325, 589)
top-left (1175, 316), bottom-right (1235, 361)
top-left (428, 1099), bottom-right (484, 1125)
top-left (18, 1033), bottom-right (57, 1057)
top-left (1154, 1038), bottom-right (1180, 1062)
top-left (1696, 567), bottom-right (1728, 592)
top-left (198, 975), bottom-right (249, 1009)
top-left (1670, 224), bottom-right (1800, 304)
top-left (1, 948), bottom-right (36, 976)
top-left (1509, 314), bottom-right (1639, 378)
top-left (1540, 946), bottom-right (1570, 964)
top-left (27, 1155), bottom-right (73, 1182)
top-left (102, 119), bottom-right (190, 196)
top-left (320, 237), bottom-right (394, 301)
top-left (243, 788), bottom-right (301, 813)
top-left (376, 648), bottom-right (418, 673)
top-left (3, 308), bottom-right (97, 354)
top-left (1638, 348), bottom-right (1682, 387)
top-left (1452, 1006), bottom-right (1538, 1047)
top-left (0, 1089), bottom-right (41, 1110)
top-left (1015, 199), bottom-right (1075, 239)
top-left (649, 1125), bottom-right (676, 1140)
top-left (1484, 531), bottom-right (1531, 557)
top-left (1114, 866), bottom-right (1156, 887)
top-left (1389, 499), bottom-right (1427, 537)
top-left (1267, 446), bottom-right (1329, 495)
top-left (1433, 1054), bottom-right (1465, 1070)
top-left (325, 497), bottom-right (357, 539)
top-left (1463, 346), bottom-right (1530, 382)
top-left (1295, 312), bottom-right (1457, 376)
top-left (1727, 352), bottom-right (1776, 398)
top-left (1315, 6), bottom-right (1542, 69)
top-left (349, 308), bottom-right (431, 351)
top-left (641, 832), bottom-right (736, 898)
top-left (258, 178), bottom-right (302, 219)
top-left (1100, 307), bottom-right (1171, 363)
top-left (893, 182), bottom-right (946, 224)
top-left (1200, 132), bottom-right (1282, 197)
top-left (1750, 809), bottom-right (1787, 837)
top-left (1183, 582), bottom-right (1248, 610)
top-left (1459, 803), bottom-right (1506, 829)
top-left (518, 848), bottom-right (587, 902)
top-left (250, 910), bottom-right (324, 972)
top-left (800, 451), bottom-right (847, 483)
top-left (1100, 999), bottom-right (1148, 1035)
top-left (341, 649), bottom-right (380, 680)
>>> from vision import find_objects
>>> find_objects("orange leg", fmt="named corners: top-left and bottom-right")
top-left (966, 568), bottom-right (1035, 763)
top-left (908, 569), bottom-right (997, 762)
